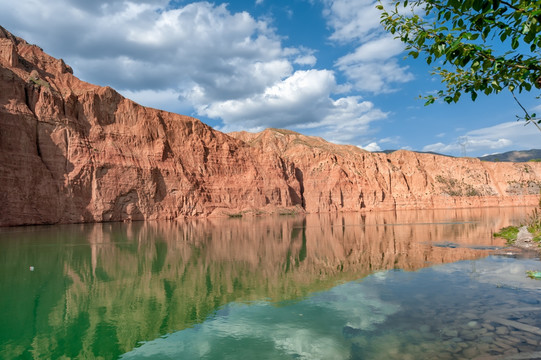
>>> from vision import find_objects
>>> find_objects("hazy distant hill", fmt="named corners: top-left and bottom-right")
top-left (478, 149), bottom-right (541, 162)
top-left (377, 150), bottom-right (452, 157)
top-left (379, 149), bottom-right (541, 162)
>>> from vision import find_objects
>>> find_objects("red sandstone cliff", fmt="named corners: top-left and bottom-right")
top-left (229, 129), bottom-right (541, 213)
top-left (0, 26), bottom-right (540, 226)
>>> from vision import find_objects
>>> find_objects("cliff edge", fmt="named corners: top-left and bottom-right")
top-left (1, 26), bottom-right (540, 226)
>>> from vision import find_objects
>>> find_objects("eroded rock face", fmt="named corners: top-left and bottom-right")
top-left (230, 130), bottom-right (541, 213)
top-left (0, 26), bottom-right (540, 226)
top-left (0, 27), bottom-right (302, 226)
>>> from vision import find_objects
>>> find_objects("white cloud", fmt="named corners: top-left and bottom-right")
top-left (337, 59), bottom-right (414, 93)
top-left (379, 136), bottom-right (400, 144)
top-left (360, 142), bottom-right (382, 152)
top-left (294, 55), bottom-right (317, 66)
top-left (0, 0), bottom-right (389, 145)
top-left (322, 0), bottom-right (385, 43)
top-left (0, 1), bottom-right (301, 105)
top-left (422, 121), bottom-right (541, 156)
top-left (323, 0), bottom-right (414, 93)
top-left (200, 70), bottom-right (387, 142)
top-left (336, 36), bottom-right (404, 64)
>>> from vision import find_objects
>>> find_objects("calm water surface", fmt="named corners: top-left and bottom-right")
top-left (1, 208), bottom-right (540, 359)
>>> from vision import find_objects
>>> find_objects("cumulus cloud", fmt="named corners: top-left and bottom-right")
top-left (360, 142), bottom-right (382, 152)
top-left (337, 59), bottom-right (414, 93)
top-left (422, 121), bottom-right (541, 156)
top-left (294, 54), bottom-right (317, 66)
top-left (0, 1), bottom-right (306, 102)
top-left (322, 0), bottom-right (384, 43)
top-left (336, 36), bottom-right (404, 64)
top-left (323, 0), bottom-right (414, 93)
top-left (201, 70), bottom-right (387, 142)
top-left (0, 0), bottom-right (390, 145)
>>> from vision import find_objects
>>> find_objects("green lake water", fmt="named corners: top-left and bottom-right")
top-left (1, 207), bottom-right (540, 359)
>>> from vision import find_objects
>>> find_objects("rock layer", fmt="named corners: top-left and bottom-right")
top-left (230, 129), bottom-right (541, 213)
top-left (1, 26), bottom-right (540, 226)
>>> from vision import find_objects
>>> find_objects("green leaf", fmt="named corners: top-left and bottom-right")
top-left (512, 37), bottom-right (519, 49)
top-left (424, 97), bottom-right (436, 106)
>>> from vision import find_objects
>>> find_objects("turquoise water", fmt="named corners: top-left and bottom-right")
top-left (1, 208), bottom-right (540, 359)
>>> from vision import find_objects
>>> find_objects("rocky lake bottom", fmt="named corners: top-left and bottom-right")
top-left (1, 207), bottom-right (540, 359)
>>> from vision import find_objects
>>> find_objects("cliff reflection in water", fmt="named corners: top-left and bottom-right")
top-left (0, 207), bottom-right (532, 359)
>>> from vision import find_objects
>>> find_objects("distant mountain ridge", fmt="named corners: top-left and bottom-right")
top-left (478, 149), bottom-right (541, 162)
top-left (379, 149), bottom-right (541, 162)
top-left (377, 150), bottom-right (451, 157)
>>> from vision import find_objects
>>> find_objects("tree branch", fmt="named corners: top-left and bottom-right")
top-left (511, 89), bottom-right (541, 131)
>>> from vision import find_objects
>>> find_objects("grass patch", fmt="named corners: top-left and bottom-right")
top-left (29, 70), bottom-right (50, 89)
top-left (493, 226), bottom-right (519, 243)
top-left (435, 175), bottom-right (480, 197)
top-left (228, 213), bottom-right (243, 218)
top-left (494, 195), bottom-right (541, 247)
top-left (527, 207), bottom-right (541, 242)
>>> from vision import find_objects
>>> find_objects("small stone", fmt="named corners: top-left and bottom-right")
top-left (476, 343), bottom-right (490, 353)
top-left (517, 345), bottom-right (536, 353)
top-left (479, 335), bottom-right (493, 343)
top-left (517, 226), bottom-right (533, 243)
top-left (459, 330), bottom-right (477, 341)
top-left (467, 321), bottom-right (478, 328)
top-left (419, 325), bottom-right (430, 333)
top-left (462, 346), bottom-right (479, 358)
top-left (506, 335), bottom-right (521, 343)
top-left (436, 351), bottom-right (453, 360)
top-left (495, 336), bottom-right (515, 349)
top-left (523, 334), bottom-right (540, 346)
top-left (495, 326), bottom-right (509, 335)
top-left (442, 329), bottom-right (459, 338)
top-left (482, 323), bottom-right (495, 331)
top-left (503, 348), bottom-right (519, 356)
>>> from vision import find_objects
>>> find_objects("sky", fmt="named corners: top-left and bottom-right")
top-left (0, 0), bottom-right (539, 157)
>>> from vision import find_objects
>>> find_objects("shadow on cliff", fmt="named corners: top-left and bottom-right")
top-left (0, 66), bottom-right (98, 225)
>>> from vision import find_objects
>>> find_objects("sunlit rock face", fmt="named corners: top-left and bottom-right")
top-left (1, 25), bottom-right (541, 226)
top-left (230, 130), bottom-right (541, 213)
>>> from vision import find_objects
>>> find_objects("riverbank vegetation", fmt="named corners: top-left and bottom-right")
top-left (493, 197), bottom-right (541, 246)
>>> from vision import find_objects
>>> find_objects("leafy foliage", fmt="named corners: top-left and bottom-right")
top-left (378, 0), bottom-right (541, 129)
top-left (527, 206), bottom-right (541, 242)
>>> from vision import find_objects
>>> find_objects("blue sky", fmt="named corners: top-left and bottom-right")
top-left (1, 0), bottom-right (539, 156)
